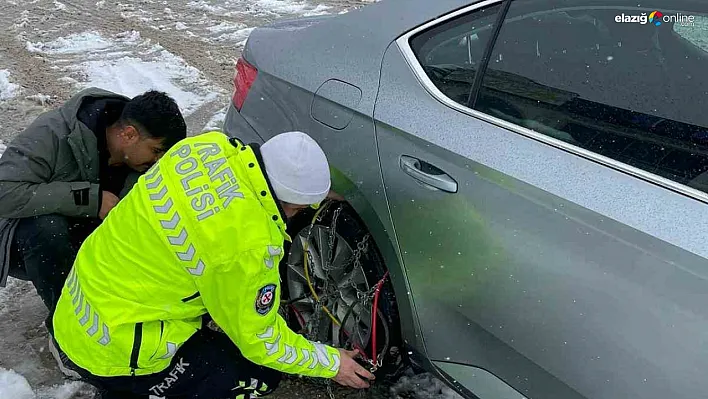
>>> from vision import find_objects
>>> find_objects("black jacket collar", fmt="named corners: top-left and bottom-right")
top-left (229, 138), bottom-right (288, 224)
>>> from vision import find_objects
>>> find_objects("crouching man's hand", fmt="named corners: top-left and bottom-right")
top-left (99, 191), bottom-right (120, 220)
top-left (332, 348), bottom-right (375, 389)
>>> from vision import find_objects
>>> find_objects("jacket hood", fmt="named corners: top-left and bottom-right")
top-left (60, 87), bottom-right (131, 128)
top-left (60, 88), bottom-right (130, 180)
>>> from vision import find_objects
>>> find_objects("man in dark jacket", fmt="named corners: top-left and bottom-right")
top-left (0, 87), bottom-right (187, 314)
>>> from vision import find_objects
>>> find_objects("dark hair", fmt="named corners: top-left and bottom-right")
top-left (118, 90), bottom-right (187, 151)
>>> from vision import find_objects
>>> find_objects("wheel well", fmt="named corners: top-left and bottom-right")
top-left (281, 201), bottom-right (410, 376)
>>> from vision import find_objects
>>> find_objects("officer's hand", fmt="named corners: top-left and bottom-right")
top-left (332, 348), bottom-right (375, 389)
top-left (99, 191), bottom-right (120, 219)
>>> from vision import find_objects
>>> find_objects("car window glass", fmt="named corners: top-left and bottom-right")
top-left (410, 5), bottom-right (502, 105)
top-left (472, 1), bottom-right (708, 194)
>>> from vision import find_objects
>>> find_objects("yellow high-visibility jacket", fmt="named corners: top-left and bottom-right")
top-left (52, 131), bottom-right (341, 378)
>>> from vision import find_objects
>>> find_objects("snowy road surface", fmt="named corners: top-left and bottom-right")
top-left (0, 0), bottom-right (462, 398)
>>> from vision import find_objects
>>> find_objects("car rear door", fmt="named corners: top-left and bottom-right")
top-left (374, 1), bottom-right (708, 398)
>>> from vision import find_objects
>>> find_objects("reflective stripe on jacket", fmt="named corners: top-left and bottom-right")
top-left (52, 131), bottom-right (341, 378)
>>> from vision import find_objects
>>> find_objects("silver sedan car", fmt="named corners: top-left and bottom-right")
top-left (223, 0), bottom-right (708, 398)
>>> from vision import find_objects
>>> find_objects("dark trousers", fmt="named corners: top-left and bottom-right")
top-left (71, 328), bottom-right (282, 399)
top-left (9, 215), bottom-right (100, 313)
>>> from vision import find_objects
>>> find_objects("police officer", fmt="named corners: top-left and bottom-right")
top-left (50, 131), bottom-right (376, 398)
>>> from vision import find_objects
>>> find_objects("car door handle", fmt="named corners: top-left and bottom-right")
top-left (400, 155), bottom-right (458, 193)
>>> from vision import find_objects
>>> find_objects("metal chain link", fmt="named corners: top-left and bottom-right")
top-left (351, 234), bottom-right (370, 295)
top-left (328, 206), bottom-right (342, 256)
top-left (295, 202), bottom-right (385, 397)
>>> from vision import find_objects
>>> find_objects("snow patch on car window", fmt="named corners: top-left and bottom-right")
top-left (674, 15), bottom-right (708, 53)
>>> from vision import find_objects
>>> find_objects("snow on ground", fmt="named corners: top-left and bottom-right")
top-left (203, 105), bottom-right (228, 132)
top-left (186, 0), bottom-right (226, 13)
top-left (206, 21), bottom-right (248, 34)
top-left (0, 276), bottom-right (96, 398)
top-left (187, 0), bottom-right (331, 17)
top-left (0, 70), bottom-right (19, 100)
top-left (216, 27), bottom-right (255, 44)
top-left (36, 381), bottom-right (93, 399)
top-left (203, 21), bottom-right (255, 43)
top-left (0, 368), bottom-right (34, 399)
top-left (26, 93), bottom-right (52, 106)
top-left (27, 30), bottom-right (223, 116)
top-left (0, 368), bottom-right (89, 399)
top-left (390, 371), bottom-right (464, 399)
top-left (0, 140), bottom-right (5, 158)
top-left (201, 0), bottom-right (333, 30)
top-left (26, 31), bottom-right (116, 54)
top-left (251, 0), bottom-right (331, 16)
top-left (115, 0), bottom-right (350, 48)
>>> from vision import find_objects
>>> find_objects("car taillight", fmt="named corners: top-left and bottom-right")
top-left (233, 57), bottom-right (258, 111)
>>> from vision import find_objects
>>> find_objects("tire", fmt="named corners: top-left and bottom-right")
top-left (279, 202), bottom-right (403, 377)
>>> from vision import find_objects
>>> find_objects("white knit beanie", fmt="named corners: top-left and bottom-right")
top-left (260, 131), bottom-right (331, 205)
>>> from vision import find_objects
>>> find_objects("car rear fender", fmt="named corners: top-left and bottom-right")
top-left (328, 167), bottom-right (429, 358)
top-left (233, 70), bottom-right (430, 361)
